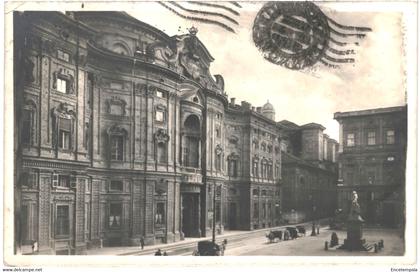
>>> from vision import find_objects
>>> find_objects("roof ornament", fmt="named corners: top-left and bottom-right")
top-left (188, 26), bottom-right (198, 36)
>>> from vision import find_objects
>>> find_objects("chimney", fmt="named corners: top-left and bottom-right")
top-left (241, 101), bottom-right (251, 110)
top-left (230, 97), bottom-right (236, 106)
top-left (251, 106), bottom-right (256, 111)
top-left (256, 107), bottom-right (262, 113)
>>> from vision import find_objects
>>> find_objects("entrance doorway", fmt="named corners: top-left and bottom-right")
top-left (182, 193), bottom-right (200, 237)
top-left (228, 202), bottom-right (237, 229)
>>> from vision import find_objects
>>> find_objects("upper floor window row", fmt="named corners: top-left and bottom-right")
top-left (346, 129), bottom-right (397, 147)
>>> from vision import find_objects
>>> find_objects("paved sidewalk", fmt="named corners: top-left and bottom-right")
top-left (87, 219), bottom-right (330, 255)
top-left (86, 230), bottom-right (246, 255)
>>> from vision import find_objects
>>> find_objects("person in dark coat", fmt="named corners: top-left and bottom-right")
top-left (155, 249), bottom-right (162, 256)
top-left (163, 251), bottom-right (168, 256)
top-left (140, 236), bottom-right (145, 250)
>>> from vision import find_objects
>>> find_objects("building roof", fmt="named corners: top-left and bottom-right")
top-left (300, 122), bottom-right (326, 130)
top-left (334, 105), bottom-right (407, 120)
top-left (277, 120), bottom-right (300, 130)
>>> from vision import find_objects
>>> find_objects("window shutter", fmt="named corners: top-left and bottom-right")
top-left (52, 174), bottom-right (58, 187)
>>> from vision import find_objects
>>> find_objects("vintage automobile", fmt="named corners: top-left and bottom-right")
top-left (192, 240), bottom-right (223, 256)
top-left (285, 227), bottom-right (299, 239)
top-left (296, 225), bottom-right (306, 236)
top-left (266, 230), bottom-right (283, 243)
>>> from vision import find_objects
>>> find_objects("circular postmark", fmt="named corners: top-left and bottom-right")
top-left (253, 1), bottom-right (330, 70)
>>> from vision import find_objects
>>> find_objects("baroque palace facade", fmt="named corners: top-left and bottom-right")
top-left (13, 11), bottom-right (337, 255)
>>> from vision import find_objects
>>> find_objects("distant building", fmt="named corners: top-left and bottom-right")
top-left (278, 121), bottom-right (338, 222)
top-left (334, 106), bottom-right (407, 227)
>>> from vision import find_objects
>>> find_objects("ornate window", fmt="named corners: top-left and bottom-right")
top-left (109, 203), bottom-right (122, 228)
top-left (386, 130), bottom-right (395, 144)
top-left (58, 175), bottom-right (71, 188)
top-left (228, 153), bottom-right (240, 177)
top-left (21, 101), bottom-right (37, 146)
top-left (252, 157), bottom-right (259, 177)
top-left (107, 125), bottom-right (128, 162)
top-left (58, 118), bottom-right (71, 149)
top-left (261, 160), bottom-right (268, 179)
top-left (56, 205), bottom-right (70, 237)
top-left (261, 142), bottom-right (266, 152)
top-left (111, 136), bottom-right (124, 161)
top-left (155, 202), bottom-right (165, 225)
top-left (53, 68), bottom-right (74, 94)
top-left (183, 115), bottom-right (201, 168)
top-left (155, 129), bottom-right (170, 164)
top-left (52, 103), bottom-right (75, 151)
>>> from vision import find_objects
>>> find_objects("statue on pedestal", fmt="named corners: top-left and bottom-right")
top-left (348, 191), bottom-right (364, 222)
top-left (338, 191), bottom-right (372, 251)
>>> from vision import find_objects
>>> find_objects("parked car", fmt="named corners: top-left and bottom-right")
top-left (193, 241), bottom-right (223, 256)
top-left (266, 230), bottom-right (283, 243)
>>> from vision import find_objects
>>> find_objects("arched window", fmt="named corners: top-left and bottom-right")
top-left (183, 115), bottom-right (201, 168)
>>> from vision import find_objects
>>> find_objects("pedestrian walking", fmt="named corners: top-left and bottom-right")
top-left (163, 251), bottom-right (168, 256)
top-left (140, 236), bottom-right (145, 250)
top-left (154, 249), bottom-right (162, 256)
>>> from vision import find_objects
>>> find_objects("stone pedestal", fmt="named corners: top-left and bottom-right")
top-left (338, 220), bottom-right (370, 251)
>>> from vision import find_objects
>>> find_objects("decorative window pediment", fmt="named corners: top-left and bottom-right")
top-left (154, 129), bottom-right (170, 143)
top-left (106, 97), bottom-right (126, 116)
top-left (228, 135), bottom-right (238, 144)
top-left (228, 153), bottom-right (240, 161)
top-left (215, 144), bottom-right (223, 155)
top-left (52, 103), bottom-right (75, 119)
top-left (107, 124), bottom-right (128, 136)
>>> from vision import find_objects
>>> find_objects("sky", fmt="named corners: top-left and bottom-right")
top-left (129, 1), bottom-right (408, 140)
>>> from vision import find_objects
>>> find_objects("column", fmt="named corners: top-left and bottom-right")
top-left (38, 171), bottom-right (52, 254)
top-left (74, 175), bottom-right (87, 254)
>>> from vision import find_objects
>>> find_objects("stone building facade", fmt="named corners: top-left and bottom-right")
top-left (14, 11), bottom-right (287, 255)
top-left (334, 106), bottom-right (407, 227)
top-left (278, 121), bottom-right (339, 222)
